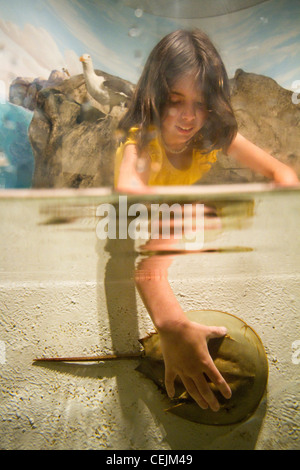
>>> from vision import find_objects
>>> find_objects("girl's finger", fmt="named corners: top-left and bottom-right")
top-left (204, 358), bottom-right (232, 400)
top-left (192, 374), bottom-right (221, 412)
top-left (180, 375), bottom-right (209, 410)
top-left (164, 367), bottom-right (177, 399)
top-left (205, 325), bottom-right (227, 339)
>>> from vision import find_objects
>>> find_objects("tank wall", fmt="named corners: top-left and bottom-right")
top-left (0, 189), bottom-right (299, 450)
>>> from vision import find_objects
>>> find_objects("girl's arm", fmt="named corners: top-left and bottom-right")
top-left (227, 133), bottom-right (299, 186)
top-left (135, 257), bottom-right (232, 411)
top-left (116, 143), bottom-right (154, 193)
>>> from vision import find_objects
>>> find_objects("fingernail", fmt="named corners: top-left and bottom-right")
top-left (220, 327), bottom-right (227, 335)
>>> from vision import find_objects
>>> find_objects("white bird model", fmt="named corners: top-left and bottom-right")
top-left (79, 53), bottom-right (133, 113)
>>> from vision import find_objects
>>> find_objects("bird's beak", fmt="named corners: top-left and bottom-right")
top-left (79, 56), bottom-right (85, 62)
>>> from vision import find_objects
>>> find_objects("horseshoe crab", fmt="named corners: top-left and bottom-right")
top-left (35, 309), bottom-right (268, 426)
top-left (137, 310), bottom-right (268, 425)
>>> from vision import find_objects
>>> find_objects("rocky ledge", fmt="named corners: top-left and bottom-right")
top-left (28, 71), bottom-right (132, 188)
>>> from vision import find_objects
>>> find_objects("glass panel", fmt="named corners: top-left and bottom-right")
top-left (0, 0), bottom-right (299, 450)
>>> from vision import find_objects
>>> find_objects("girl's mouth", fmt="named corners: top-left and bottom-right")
top-left (176, 125), bottom-right (194, 135)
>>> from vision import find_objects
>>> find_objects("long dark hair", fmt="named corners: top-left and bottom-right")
top-left (118, 29), bottom-right (237, 153)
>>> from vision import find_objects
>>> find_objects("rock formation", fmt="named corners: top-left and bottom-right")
top-left (28, 71), bottom-right (132, 188)
top-left (9, 70), bottom-right (69, 111)
top-left (201, 69), bottom-right (300, 184)
top-left (27, 68), bottom-right (300, 188)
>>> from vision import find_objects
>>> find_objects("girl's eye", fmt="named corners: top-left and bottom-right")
top-left (169, 98), bottom-right (181, 105)
top-left (167, 97), bottom-right (206, 110)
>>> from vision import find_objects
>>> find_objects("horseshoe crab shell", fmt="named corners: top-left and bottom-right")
top-left (136, 310), bottom-right (268, 425)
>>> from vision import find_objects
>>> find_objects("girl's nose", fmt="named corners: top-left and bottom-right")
top-left (181, 103), bottom-right (196, 120)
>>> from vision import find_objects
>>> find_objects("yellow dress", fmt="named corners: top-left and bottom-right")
top-left (114, 127), bottom-right (218, 187)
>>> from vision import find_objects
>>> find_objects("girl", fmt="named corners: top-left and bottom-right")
top-left (114, 29), bottom-right (298, 412)
top-left (115, 29), bottom-right (298, 191)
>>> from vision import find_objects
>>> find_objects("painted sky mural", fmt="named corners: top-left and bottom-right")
top-left (0, 0), bottom-right (299, 96)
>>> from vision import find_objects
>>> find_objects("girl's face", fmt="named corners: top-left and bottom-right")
top-left (161, 73), bottom-right (207, 150)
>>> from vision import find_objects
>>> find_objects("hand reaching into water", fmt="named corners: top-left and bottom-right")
top-left (159, 319), bottom-right (232, 411)
top-left (135, 244), bottom-right (232, 412)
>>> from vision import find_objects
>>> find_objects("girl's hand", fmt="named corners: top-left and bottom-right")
top-left (159, 319), bottom-right (232, 411)
top-left (228, 133), bottom-right (299, 187)
top-left (273, 166), bottom-right (299, 186)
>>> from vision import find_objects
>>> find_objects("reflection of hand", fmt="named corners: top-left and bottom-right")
top-left (159, 320), bottom-right (232, 411)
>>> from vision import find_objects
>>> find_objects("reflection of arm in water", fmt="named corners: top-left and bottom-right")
top-left (135, 254), bottom-right (232, 412)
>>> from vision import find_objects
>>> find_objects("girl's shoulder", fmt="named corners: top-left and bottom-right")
top-left (125, 126), bottom-right (140, 144)
top-left (124, 125), bottom-right (160, 149)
